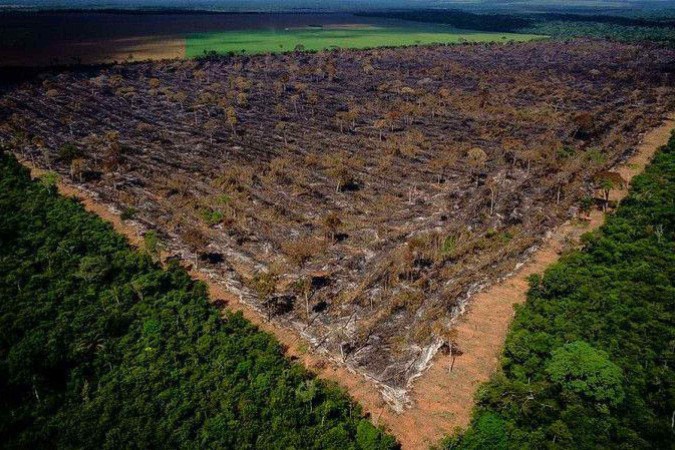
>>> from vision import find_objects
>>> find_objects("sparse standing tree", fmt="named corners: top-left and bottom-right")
top-left (103, 131), bottom-right (121, 172)
top-left (70, 158), bottom-right (86, 182)
top-left (595, 171), bottom-right (625, 212)
top-left (467, 147), bottom-right (488, 186)
top-left (275, 121), bottom-right (288, 144)
top-left (204, 119), bottom-right (219, 144)
top-left (327, 158), bottom-right (352, 193)
top-left (226, 107), bottom-right (238, 136)
top-left (252, 270), bottom-right (278, 322)
top-left (322, 212), bottom-right (342, 243)
top-left (373, 118), bottom-right (388, 141)
top-left (294, 276), bottom-right (314, 325)
top-left (486, 174), bottom-right (504, 216)
top-left (174, 91), bottom-right (188, 111)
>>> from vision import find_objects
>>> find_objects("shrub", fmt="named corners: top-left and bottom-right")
top-left (58, 142), bottom-right (82, 162)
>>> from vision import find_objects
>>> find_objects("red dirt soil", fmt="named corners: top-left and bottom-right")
top-left (22, 115), bottom-right (674, 450)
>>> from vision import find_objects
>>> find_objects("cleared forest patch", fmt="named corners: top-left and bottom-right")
top-left (1, 40), bottom-right (673, 412)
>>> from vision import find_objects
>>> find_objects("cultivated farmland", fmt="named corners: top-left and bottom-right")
top-left (185, 26), bottom-right (541, 57)
top-left (2, 39), bottom-right (673, 407)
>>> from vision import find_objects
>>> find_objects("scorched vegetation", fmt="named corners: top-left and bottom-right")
top-left (1, 39), bottom-right (673, 401)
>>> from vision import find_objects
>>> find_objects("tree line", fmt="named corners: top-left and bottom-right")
top-left (359, 10), bottom-right (675, 46)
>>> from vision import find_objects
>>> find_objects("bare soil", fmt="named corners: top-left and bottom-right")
top-left (2, 39), bottom-right (674, 429)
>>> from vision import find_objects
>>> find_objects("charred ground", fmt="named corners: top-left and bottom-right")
top-left (2, 39), bottom-right (673, 405)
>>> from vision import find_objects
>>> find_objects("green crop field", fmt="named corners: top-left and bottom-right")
top-left (186, 26), bottom-right (545, 57)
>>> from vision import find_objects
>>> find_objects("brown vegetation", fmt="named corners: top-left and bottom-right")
top-left (1, 40), bottom-right (673, 406)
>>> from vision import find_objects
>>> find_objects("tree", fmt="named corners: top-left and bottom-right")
top-left (573, 111), bottom-right (595, 138)
top-left (70, 158), bottom-right (86, 182)
top-left (325, 61), bottom-right (337, 81)
top-left (143, 230), bottom-right (161, 260)
top-left (290, 94), bottom-right (301, 115)
top-left (322, 212), bottom-right (342, 243)
top-left (446, 413), bottom-right (507, 450)
top-left (594, 171), bottom-right (626, 212)
top-left (173, 91), bottom-right (188, 111)
top-left (501, 137), bottom-right (524, 167)
top-left (385, 109), bottom-right (401, 131)
top-left (193, 69), bottom-right (208, 84)
top-left (294, 379), bottom-right (317, 412)
top-left (293, 276), bottom-right (314, 324)
top-left (486, 174), bottom-right (504, 216)
top-left (344, 106), bottom-right (359, 131)
top-left (373, 118), bottom-right (388, 141)
top-left (399, 101), bottom-right (416, 126)
top-left (430, 152), bottom-right (459, 184)
top-left (546, 341), bottom-right (625, 407)
top-left (282, 237), bottom-right (318, 268)
top-left (237, 92), bottom-right (248, 108)
top-left (327, 157), bottom-right (354, 193)
top-left (275, 121), bottom-right (288, 144)
top-left (356, 420), bottom-right (398, 450)
top-left (226, 107), bottom-right (238, 136)
top-left (421, 93), bottom-right (439, 117)
top-left (103, 131), bottom-right (121, 172)
top-left (252, 270), bottom-right (278, 322)
top-left (519, 148), bottom-right (539, 174)
top-left (553, 172), bottom-right (570, 205)
top-left (335, 112), bottom-right (347, 134)
top-left (204, 119), bottom-right (219, 145)
top-left (466, 147), bottom-right (487, 185)
top-left (306, 91), bottom-right (319, 116)
top-left (58, 143), bottom-right (82, 163)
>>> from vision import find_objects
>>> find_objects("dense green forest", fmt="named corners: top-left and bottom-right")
top-left (359, 10), bottom-right (675, 45)
top-left (442, 132), bottom-right (675, 449)
top-left (0, 149), bottom-right (397, 449)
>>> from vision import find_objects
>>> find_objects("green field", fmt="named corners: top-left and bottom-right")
top-left (186, 26), bottom-right (545, 57)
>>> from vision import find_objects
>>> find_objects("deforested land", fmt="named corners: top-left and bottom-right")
top-left (2, 39), bottom-right (674, 407)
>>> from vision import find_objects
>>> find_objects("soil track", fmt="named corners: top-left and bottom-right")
top-left (21, 114), bottom-right (674, 449)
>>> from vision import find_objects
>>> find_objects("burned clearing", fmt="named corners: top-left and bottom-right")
top-left (2, 40), bottom-right (673, 406)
